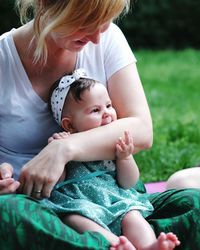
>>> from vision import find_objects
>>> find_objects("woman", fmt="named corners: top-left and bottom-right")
top-left (0, 1), bottom-right (200, 249)
top-left (0, 0), bottom-right (152, 198)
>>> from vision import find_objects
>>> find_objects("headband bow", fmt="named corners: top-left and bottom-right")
top-left (51, 68), bottom-right (87, 125)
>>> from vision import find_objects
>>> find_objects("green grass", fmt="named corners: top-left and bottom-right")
top-left (134, 49), bottom-right (200, 182)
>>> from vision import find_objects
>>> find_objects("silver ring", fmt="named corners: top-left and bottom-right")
top-left (34, 190), bottom-right (42, 194)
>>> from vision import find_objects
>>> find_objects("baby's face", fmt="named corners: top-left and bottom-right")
top-left (64, 84), bottom-right (117, 132)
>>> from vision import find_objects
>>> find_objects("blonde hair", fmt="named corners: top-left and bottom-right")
top-left (16, 0), bottom-right (130, 64)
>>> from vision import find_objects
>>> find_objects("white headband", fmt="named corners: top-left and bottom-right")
top-left (51, 68), bottom-right (87, 125)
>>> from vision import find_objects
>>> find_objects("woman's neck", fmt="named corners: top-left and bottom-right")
top-left (13, 22), bottom-right (77, 102)
top-left (13, 22), bottom-right (76, 72)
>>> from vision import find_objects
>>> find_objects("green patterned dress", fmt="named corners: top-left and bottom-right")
top-left (41, 160), bottom-right (154, 236)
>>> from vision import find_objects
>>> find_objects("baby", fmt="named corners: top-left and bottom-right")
top-left (43, 69), bottom-right (180, 250)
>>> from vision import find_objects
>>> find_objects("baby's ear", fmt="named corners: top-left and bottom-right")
top-left (61, 117), bottom-right (75, 133)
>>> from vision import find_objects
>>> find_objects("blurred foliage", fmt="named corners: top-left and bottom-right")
top-left (118, 0), bottom-right (200, 49)
top-left (1, 0), bottom-right (200, 49)
top-left (0, 0), bottom-right (20, 34)
top-left (134, 49), bottom-right (200, 182)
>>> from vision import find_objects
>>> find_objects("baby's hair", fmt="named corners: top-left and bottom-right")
top-left (48, 77), bottom-right (98, 114)
top-left (68, 78), bottom-right (97, 102)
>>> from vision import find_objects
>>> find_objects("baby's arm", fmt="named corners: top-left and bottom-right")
top-left (115, 131), bottom-right (139, 189)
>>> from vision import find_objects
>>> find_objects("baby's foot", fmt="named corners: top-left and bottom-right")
top-left (110, 236), bottom-right (136, 250)
top-left (157, 232), bottom-right (180, 250)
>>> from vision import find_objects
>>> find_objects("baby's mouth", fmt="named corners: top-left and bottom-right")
top-left (101, 117), bottom-right (112, 126)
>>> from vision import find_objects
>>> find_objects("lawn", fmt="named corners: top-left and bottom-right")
top-left (133, 49), bottom-right (200, 182)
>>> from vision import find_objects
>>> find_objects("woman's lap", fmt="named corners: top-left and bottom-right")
top-left (0, 189), bottom-right (200, 250)
top-left (147, 188), bottom-right (200, 250)
top-left (0, 194), bottom-right (109, 250)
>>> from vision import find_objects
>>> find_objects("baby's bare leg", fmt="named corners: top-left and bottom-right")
top-left (122, 210), bottom-right (180, 250)
top-left (64, 214), bottom-right (137, 250)
top-left (122, 210), bottom-right (157, 249)
top-left (63, 213), bottom-right (119, 243)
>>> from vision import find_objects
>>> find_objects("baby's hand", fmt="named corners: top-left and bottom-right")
top-left (48, 131), bottom-right (70, 144)
top-left (115, 131), bottom-right (134, 160)
top-left (0, 163), bottom-right (20, 194)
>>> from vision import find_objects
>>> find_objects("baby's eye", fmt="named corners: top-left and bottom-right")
top-left (91, 108), bottom-right (99, 113)
top-left (107, 103), bottom-right (112, 108)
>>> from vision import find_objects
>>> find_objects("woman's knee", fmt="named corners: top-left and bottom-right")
top-left (167, 167), bottom-right (200, 189)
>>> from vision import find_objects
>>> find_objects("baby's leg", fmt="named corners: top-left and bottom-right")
top-left (122, 210), bottom-right (180, 250)
top-left (63, 213), bottom-right (118, 244)
top-left (122, 210), bottom-right (156, 249)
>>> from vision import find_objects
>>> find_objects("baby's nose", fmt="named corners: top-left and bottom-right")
top-left (102, 110), bottom-right (109, 118)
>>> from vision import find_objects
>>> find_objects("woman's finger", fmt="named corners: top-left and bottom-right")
top-left (42, 176), bottom-right (58, 198)
top-left (32, 182), bottom-right (44, 199)
top-left (20, 175), bottom-right (34, 196)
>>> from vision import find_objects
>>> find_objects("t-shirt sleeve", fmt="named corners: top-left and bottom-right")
top-left (103, 23), bottom-right (137, 80)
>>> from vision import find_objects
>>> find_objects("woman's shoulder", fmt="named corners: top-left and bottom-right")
top-left (105, 23), bottom-right (123, 35)
top-left (0, 29), bottom-right (14, 44)
top-left (76, 23), bottom-right (135, 83)
top-left (101, 23), bottom-right (126, 43)
top-left (106, 22), bottom-right (121, 32)
top-left (0, 30), bottom-right (13, 81)
top-left (0, 29), bottom-right (15, 60)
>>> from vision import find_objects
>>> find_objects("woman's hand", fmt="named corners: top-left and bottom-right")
top-left (18, 139), bottom-right (71, 199)
top-left (0, 163), bottom-right (20, 194)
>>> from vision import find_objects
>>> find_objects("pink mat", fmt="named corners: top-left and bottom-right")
top-left (144, 181), bottom-right (166, 193)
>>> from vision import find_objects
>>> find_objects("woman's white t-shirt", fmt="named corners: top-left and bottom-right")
top-left (0, 23), bottom-right (136, 179)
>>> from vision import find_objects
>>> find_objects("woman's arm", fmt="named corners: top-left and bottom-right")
top-left (108, 62), bottom-right (153, 152)
top-left (19, 63), bottom-right (153, 197)
top-left (63, 62), bottom-right (153, 161)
